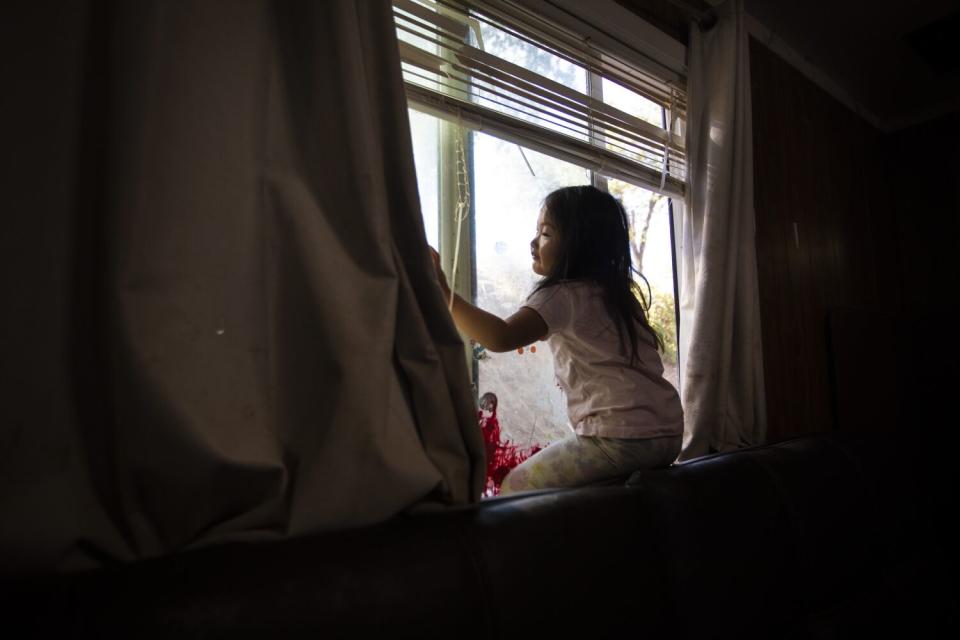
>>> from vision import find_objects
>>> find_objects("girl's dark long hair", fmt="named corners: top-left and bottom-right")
top-left (534, 185), bottom-right (664, 362)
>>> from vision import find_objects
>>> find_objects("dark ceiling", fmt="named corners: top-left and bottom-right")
top-left (744, 0), bottom-right (960, 130)
top-left (618, 0), bottom-right (960, 131)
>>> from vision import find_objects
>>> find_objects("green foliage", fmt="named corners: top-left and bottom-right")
top-left (644, 288), bottom-right (678, 365)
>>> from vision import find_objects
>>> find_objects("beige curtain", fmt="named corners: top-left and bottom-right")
top-left (0, 0), bottom-right (483, 575)
top-left (676, 0), bottom-right (766, 460)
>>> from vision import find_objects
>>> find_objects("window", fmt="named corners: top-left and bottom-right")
top-left (409, 109), bottom-right (440, 248)
top-left (473, 135), bottom-right (587, 444)
top-left (397, 0), bottom-right (685, 446)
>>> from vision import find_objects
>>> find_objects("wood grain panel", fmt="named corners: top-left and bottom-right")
top-left (750, 38), bottom-right (889, 442)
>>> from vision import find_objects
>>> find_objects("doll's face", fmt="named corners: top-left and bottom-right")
top-left (480, 393), bottom-right (497, 415)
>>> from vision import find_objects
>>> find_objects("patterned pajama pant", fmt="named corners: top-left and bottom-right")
top-left (500, 434), bottom-right (682, 495)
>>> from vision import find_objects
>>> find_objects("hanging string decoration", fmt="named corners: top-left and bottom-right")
top-left (447, 123), bottom-right (471, 311)
top-left (478, 392), bottom-right (543, 496)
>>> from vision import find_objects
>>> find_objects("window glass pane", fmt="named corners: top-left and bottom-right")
top-left (600, 77), bottom-right (669, 170)
top-left (601, 77), bottom-right (664, 128)
top-left (607, 178), bottom-right (679, 391)
top-left (406, 112), bottom-right (681, 444)
top-left (474, 131), bottom-right (589, 446)
top-left (408, 108), bottom-right (439, 248)
top-left (474, 19), bottom-right (588, 140)
top-left (396, 7), bottom-right (443, 92)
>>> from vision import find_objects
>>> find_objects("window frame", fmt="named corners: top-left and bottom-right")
top-left (399, 0), bottom-right (687, 395)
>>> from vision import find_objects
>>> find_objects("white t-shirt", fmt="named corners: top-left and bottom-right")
top-left (523, 281), bottom-right (683, 439)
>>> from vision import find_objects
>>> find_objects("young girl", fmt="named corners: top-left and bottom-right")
top-left (431, 185), bottom-right (683, 493)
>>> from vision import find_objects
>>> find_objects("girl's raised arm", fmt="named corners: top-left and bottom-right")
top-left (430, 247), bottom-right (547, 352)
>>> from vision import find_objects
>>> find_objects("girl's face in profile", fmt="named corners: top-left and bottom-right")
top-left (530, 207), bottom-right (560, 276)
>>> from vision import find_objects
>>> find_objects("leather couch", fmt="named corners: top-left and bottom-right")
top-left (6, 431), bottom-right (955, 638)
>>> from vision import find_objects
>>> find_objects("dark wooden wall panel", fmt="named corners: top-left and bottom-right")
top-left (612, 7), bottom-right (952, 444)
top-left (750, 39), bottom-right (891, 442)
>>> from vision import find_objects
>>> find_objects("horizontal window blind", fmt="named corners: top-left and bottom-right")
top-left (393, 0), bottom-right (687, 198)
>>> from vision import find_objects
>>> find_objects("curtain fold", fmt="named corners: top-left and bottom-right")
top-left (0, 0), bottom-right (483, 575)
top-left (675, 0), bottom-right (766, 461)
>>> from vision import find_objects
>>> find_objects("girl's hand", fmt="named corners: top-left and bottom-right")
top-left (428, 244), bottom-right (547, 350)
top-left (428, 246), bottom-right (450, 296)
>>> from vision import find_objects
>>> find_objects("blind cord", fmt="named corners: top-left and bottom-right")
top-left (448, 118), bottom-right (471, 311)
top-left (659, 88), bottom-right (677, 193)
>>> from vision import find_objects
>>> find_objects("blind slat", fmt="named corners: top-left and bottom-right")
top-left (394, 0), bottom-right (687, 195)
top-left (434, 0), bottom-right (686, 109)
top-left (406, 83), bottom-right (686, 198)
top-left (398, 1), bottom-right (685, 114)
top-left (397, 19), bottom-right (685, 155)
top-left (402, 61), bottom-right (686, 170)
top-left (395, 0), bottom-right (470, 40)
